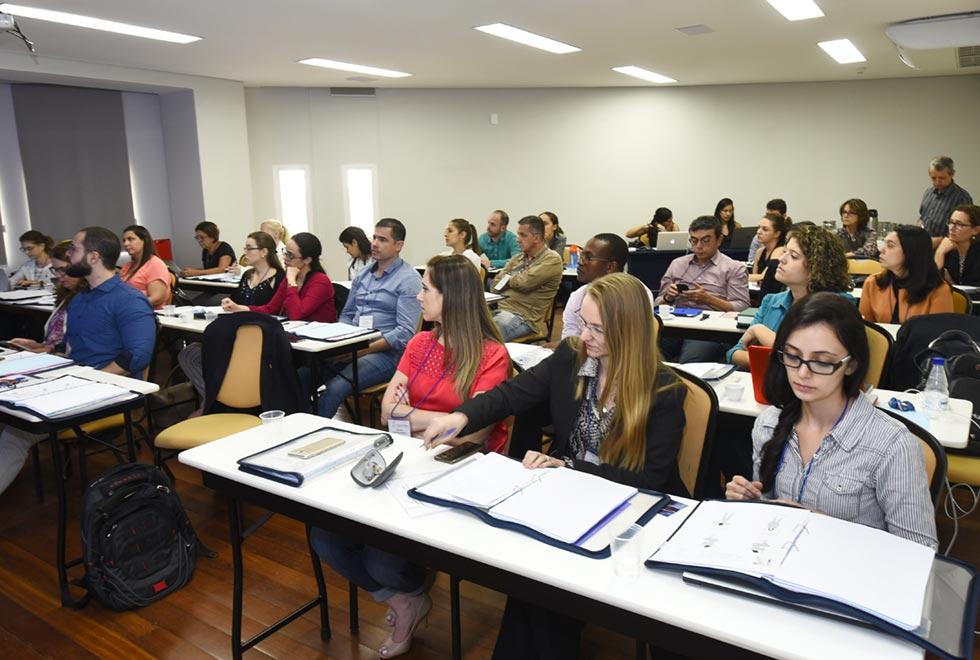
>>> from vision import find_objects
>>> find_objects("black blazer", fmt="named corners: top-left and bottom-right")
top-left (456, 340), bottom-right (688, 495)
top-left (201, 312), bottom-right (303, 415)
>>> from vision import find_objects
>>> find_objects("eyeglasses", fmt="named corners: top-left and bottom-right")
top-left (241, 246), bottom-right (262, 251)
top-left (776, 350), bottom-right (852, 375)
top-left (52, 266), bottom-right (67, 276)
top-left (19, 245), bottom-right (39, 253)
top-left (580, 252), bottom-right (611, 264)
top-left (282, 249), bottom-right (297, 260)
top-left (948, 221), bottom-right (974, 229)
top-left (689, 236), bottom-right (716, 246)
top-left (840, 211), bottom-right (858, 217)
top-left (576, 313), bottom-right (605, 336)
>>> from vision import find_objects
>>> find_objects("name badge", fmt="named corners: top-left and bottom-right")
top-left (584, 450), bottom-right (601, 465)
top-left (388, 419), bottom-right (411, 437)
top-left (493, 274), bottom-right (511, 292)
top-left (359, 315), bottom-right (374, 329)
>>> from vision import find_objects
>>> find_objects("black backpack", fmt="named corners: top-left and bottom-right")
top-left (889, 314), bottom-right (980, 390)
top-left (912, 330), bottom-right (980, 389)
top-left (79, 463), bottom-right (200, 610)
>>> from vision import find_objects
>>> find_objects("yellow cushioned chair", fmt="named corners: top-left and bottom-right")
top-left (675, 371), bottom-right (718, 499)
top-left (154, 324), bottom-right (264, 477)
top-left (951, 286), bottom-right (973, 315)
top-left (847, 258), bottom-right (882, 276)
top-left (864, 321), bottom-right (894, 388)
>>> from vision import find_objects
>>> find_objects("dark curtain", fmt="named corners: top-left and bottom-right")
top-left (12, 84), bottom-right (133, 243)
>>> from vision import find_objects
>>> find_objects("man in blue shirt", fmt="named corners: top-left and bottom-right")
top-left (0, 226), bottom-right (155, 496)
top-left (479, 209), bottom-right (520, 269)
top-left (315, 218), bottom-right (422, 417)
top-left (65, 226), bottom-right (156, 375)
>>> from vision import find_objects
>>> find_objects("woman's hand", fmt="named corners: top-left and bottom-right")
top-left (8, 337), bottom-right (45, 352)
top-left (181, 268), bottom-right (200, 277)
top-left (740, 324), bottom-right (776, 349)
top-left (226, 263), bottom-right (242, 276)
top-left (285, 265), bottom-right (300, 286)
top-left (522, 451), bottom-right (563, 469)
top-left (220, 297), bottom-right (247, 313)
top-left (15, 280), bottom-right (39, 288)
top-left (936, 237), bottom-right (957, 257)
top-left (725, 475), bottom-right (763, 500)
top-left (421, 412), bottom-right (468, 449)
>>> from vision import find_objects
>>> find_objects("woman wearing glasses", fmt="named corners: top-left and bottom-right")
top-left (7, 241), bottom-right (85, 353)
top-left (836, 198), bottom-right (878, 258)
top-left (9, 230), bottom-right (54, 288)
top-left (310, 255), bottom-right (508, 659)
top-left (181, 221), bottom-right (236, 277)
top-left (725, 293), bottom-right (937, 548)
top-left (422, 273), bottom-right (687, 659)
top-left (222, 232), bottom-right (335, 322)
top-left (934, 204), bottom-right (980, 286)
top-left (119, 225), bottom-right (172, 309)
top-left (180, 232), bottom-right (287, 405)
top-left (859, 225), bottom-right (952, 323)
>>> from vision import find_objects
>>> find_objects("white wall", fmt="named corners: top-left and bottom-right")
top-left (0, 51), bottom-right (254, 264)
top-left (245, 75), bottom-right (980, 279)
top-left (0, 83), bottom-right (30, 268)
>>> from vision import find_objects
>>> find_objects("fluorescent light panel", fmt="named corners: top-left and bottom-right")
top-left (766, 0), bottom-right (824, 21)
top-left (0, 3), bottom-right (200, 43)
top-left (818, 39), bottom-right (866, 64)
top-left (474, 23), bottom-right (580, 54)
top-left (299, 58), bottom-right (412, 78)
top-left (613, 66), bottom-right (677, 84)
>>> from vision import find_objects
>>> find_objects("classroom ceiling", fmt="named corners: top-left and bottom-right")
top-left (0, 0), bottom-right (978, 88)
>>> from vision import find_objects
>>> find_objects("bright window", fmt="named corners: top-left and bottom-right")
top-left (274, 165), bottom-right (310, 235)
top-left (343, 165), bottom-right (378, 234)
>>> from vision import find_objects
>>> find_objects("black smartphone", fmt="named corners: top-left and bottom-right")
top-left (676, 283), bottom-right (690, 292)
top-left (434, 441), bottom-right (483, 464)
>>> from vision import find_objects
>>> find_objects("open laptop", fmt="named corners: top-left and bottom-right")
top-left (730, 226), bottom-right (758, 249)
top-left (655, 231), bottom-right (689, 251)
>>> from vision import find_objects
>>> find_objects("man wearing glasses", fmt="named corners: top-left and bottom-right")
top-left (560, 233), bottom-right (651, 339)
top-left (656, 215), bottom-right (750, 362)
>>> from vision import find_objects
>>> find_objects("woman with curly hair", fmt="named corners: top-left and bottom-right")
top-left (837, 198), bottom-right (878, 258)
top-left (728, 225), bottom-right (853, 367)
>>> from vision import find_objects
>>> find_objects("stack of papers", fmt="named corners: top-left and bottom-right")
top-left (0, 353), bottom-right (73, 378)
top-left (673, 362), bottom-right (736, 381)
top-left (506, 343), bottom-right (554, 371)
top-left (292, 322), bottom-right (374, 342)
top-left (0, 374), bottom-right (131, 417)
top-left (0, 289), bottom-right (50, 301)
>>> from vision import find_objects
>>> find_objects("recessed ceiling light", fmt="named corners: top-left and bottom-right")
top-left (299, 58), bottom-right (412, 78)
top-left (612, 66), bottom-right (677, 84)
top-left (474, 23), bottom-right (580, 54)
top-left (766, 0), bottom-right (824, 21)
top-left (0, 3), bottom-right (200, 43)
top-left (818, 39), bottom-right (866, 64)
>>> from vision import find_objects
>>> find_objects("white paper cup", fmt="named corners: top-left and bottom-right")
top-left (724, 382), bottom-right (745, 402)
top-left (178, 310), bottom-right (194, 323)
top-left (260, 410), bottom-right (285, 425)
top-left (658, 304), bottom-right (672, 318)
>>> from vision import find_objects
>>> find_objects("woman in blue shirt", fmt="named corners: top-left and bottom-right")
top-left (728, 225), bottom-right (852, 368)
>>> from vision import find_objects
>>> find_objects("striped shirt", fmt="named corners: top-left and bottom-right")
top-left (919, 180), bottom-right (973, 238)
top-left (751, 393), bottom-right (938, 549)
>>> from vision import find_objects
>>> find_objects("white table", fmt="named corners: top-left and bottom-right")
top-left (684, 367), bottom-right (971, 449)
top-left (0, 364), bottom-right (158, 606)
top-left (178, 276), bottom-right (240, 290)
top-left (179, 414), bottom-right (922, 660)
top-left (661, 310), bottom-right (900, 342)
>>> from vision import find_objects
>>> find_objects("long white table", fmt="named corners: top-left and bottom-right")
top-left (0, 362), bottom-right (158, 606)
top-left (660, 310), bottom-right (899, 342)
top-left (179, 414), bottom-right (922, 660)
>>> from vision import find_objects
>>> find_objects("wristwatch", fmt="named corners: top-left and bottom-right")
top-left (562, 456), bottom-right (574, 469)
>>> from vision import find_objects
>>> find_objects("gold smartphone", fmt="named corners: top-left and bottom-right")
top-left (288, 437), bottom-right (345, 460)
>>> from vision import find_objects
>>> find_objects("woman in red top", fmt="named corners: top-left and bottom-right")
top-left (382, 253), bottom-right (509, 452)
top-left (222, 232), bottom-right (336, 322)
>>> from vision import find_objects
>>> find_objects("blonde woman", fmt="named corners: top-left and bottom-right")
top-left (422, 271), bottom-right (687, 659)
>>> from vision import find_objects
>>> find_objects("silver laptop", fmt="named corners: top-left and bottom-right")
top-left (655, 231), bottom-right (689, 251)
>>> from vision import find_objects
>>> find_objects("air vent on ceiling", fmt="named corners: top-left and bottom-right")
top-left (958, 45), bottom-right (980, 68)
top-left (346, 76), bottom-right (379, 83)
top-left (330, 87), bottom-right (377, 97)
top-left (675, 24), bottom-right (714, 36)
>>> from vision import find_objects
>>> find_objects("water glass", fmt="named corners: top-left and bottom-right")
top-left (609, 524), bottom-right (644, 578)
top-left (162, 304), bottom-right (176, 317)
top-left (260, 410), bottom-right (285, 425)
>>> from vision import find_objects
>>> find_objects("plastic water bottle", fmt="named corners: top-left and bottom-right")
top-left (569, 245), bottom-right (579, 268)
top-left (922, 357), bottom-right (949, 414)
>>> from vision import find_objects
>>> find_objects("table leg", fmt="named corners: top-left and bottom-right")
top-left (229, 496), bottom-right (245, 660)
top-left (350, 347), bottom-right (362, 425)
top-left (310, 355), bottom-right (321, 412)
top-left (451, 575), bottom-right (462, 660)
top-left (123, 408), bottom-right (136, 461)
top-left (306, 524), bottom-right (332, 640)
top-left (50, 429), bottom-right (85, 608)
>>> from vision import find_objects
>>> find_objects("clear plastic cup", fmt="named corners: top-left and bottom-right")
top-left (260, 410), bottom-right (285, 425)
top-left (609, 524), bottom-right (644, 578)
top-left (162, 304), bottom-right (176, 317)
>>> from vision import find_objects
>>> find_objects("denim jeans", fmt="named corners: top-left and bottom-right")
top-left (492, 310), bottom-right (534, 342)
top-left (305, 349), bottom-right (401, 418)
top-left (309, 527), bottom-right (427, 602)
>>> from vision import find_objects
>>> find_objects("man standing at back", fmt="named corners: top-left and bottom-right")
top-left (479, 209), bottom-right (520, 269)
top-left (656, 216), bottom-right (750, 362)
top-left (490, 215), bottom-right (563, 341)
top-left (0, 225), bottom-right (156, 495)
top-left (919, 156), bottom-right (973, 248)
top-left (315, 218), bottom-right (422, 418)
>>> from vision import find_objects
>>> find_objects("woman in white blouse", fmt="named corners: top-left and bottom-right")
top-left (9, 230), bottom-right (54, 288)
top-left (442, 218), bottom-right (483, 272)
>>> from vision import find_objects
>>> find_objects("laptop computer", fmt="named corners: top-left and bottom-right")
top-left (655, 231), bottom-right (689, 251)
top-left (730, 226), bottom-right (758, 249)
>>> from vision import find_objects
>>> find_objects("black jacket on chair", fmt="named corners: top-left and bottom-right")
top-left (201, 312), bottom-right (303, 415)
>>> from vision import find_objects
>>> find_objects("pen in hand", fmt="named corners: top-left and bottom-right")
top-left (423, 427), bottom-right (457, 450)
